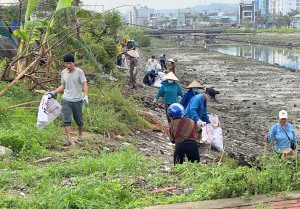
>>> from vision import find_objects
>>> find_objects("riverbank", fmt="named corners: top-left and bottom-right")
top-left (138, 37), bottom-right (300, 159)
top-left (216, 32), bottom-right (300, 48)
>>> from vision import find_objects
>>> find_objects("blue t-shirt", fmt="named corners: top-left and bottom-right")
top-left (267, 123), bottom-right (299, 152)
top-left (183, 93), bottom-right (210, 123)
top-left (155, 81), bottom-right (183, 105)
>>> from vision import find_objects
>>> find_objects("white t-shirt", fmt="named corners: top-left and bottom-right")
top-left (61, 67), bottom-right (87, 102)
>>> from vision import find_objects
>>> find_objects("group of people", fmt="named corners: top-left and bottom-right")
top-left (152, 67), bottom-right (220, 164)
top-left (115, 35), bottom-right (137, 69)
top-left (46, 39), bottom-right (299, 165)
top-left (143, 55), bottom-right (177, 87)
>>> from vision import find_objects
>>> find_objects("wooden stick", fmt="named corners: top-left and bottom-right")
top-left (0, 101), bottom-right (40, 110)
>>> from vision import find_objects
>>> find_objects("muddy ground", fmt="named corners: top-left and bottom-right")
top-left (126, 35), bottom-right (300, 163)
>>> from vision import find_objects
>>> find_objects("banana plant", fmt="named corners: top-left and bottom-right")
top-left (0, 0), bottom-right (102, 96)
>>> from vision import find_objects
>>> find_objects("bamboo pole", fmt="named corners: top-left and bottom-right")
top-left (0, 101), bottom-right (39, 111)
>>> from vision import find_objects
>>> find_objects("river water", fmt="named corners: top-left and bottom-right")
top-left (209, 44), bottom-right (300, 70)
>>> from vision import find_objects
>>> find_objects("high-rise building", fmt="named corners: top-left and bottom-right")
top-left (269, 0), bottom-right (296, 15)
top-left (259, 0), bottom-right (269, 14)
top-left (296, 0), bottom-right (300, 11)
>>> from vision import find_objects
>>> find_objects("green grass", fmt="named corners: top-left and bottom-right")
top-left (1, 152), bottom-right (300, 208)
top-left (0, 78), bottom-right (150, 160)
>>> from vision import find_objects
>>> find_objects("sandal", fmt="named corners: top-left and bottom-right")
top-left (63, 140), bottom-right (72, 146)
top-left (77, 137), bottom-right (83, 142)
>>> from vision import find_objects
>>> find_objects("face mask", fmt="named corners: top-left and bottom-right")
top-left (192, 88), bottom-right (199, 93)
top-left (167, 80), bottom-right (174, 84)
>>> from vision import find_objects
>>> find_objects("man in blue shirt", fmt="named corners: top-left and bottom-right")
top-left (183, 88), bottom-right (219, 127)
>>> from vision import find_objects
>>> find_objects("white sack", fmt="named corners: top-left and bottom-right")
top-left (208, 113), bottom-right (224, 152)
top-left (37, 94), bottom-right (62, 130)
top-left (201, 124), bottom-right (213, 144)
top-left (153, 72), bottom-right (166, 88)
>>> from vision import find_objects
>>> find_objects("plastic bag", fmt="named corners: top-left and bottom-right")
top-left (202, 124), bottom-right (213, 144)
top-left (37, 94), bottom-right (62, 130)
top-left (208, 114), bottom-right (224, 152)
top-left (153, 72), bottom-right (166, 88)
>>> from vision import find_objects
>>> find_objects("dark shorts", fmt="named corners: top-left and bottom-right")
top-left (174, 140), bottom-right (200, 165)
top-left (61, 99), bottom-right (83, 127)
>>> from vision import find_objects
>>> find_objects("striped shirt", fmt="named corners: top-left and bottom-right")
top-left (169, 117), bottom-right (200, 144)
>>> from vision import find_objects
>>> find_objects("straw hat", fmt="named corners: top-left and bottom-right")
top-left (164, 72), bottom-right (178, 81)
top-left (187, 80), bottom-right (204, 89)
top-left (167, 58), bottom-right (175, 63)
top-left (127, 50), bottom-right (136, 58)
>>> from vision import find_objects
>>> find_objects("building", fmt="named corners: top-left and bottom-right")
top-left (297, 0), bottom-right (300, 11)
top-left (177, 10), bottom-right (186, 28)
top-left (269, 0), bottom-right (296, 15)
top-left (239, 1), bottom-right (255, 25)
top-left (291, 14), bottom-right (300, 28)
top-left (126, 6), bottom-right (137, 25)
top-left (184, 8), bottom-right (194, 27)
top-left (259, 0), bottom-right (269, 14)
top-left (126, 5), bottom-right (154, 26)
top-left (149, 13), bottom-right (168, 29)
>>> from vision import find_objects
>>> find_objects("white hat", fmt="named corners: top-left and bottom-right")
top-left (279, 110), bottom-right (288, 119)
top-left (164, 72), bottom-right (178, 81)
top-left (127, 50), bottom-right (136, 58)
top-left (167, 58), bottom-right (175, 63)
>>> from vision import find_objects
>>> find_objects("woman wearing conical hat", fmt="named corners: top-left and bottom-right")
top-left (180, 80), bottom-right (204, 109)
top-left (164, 58), bottom-right (177, 75)
top-left (153, 72), bottom-right (183, 123)
top-left (127, 50), bottom-right (138, 89)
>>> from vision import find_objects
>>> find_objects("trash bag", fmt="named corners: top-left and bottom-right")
top-left (37, 94), bottom-right (62, 130)
top-left (202, 124), bottom-right (213, 145)
top-left (209, 113), bottom-right (224, 152)
top-left (153, 72), bottom-right (166, 88)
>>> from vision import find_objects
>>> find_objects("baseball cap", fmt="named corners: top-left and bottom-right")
top-left (279, 110), bottom-right (288, 119)
top-left (205, 88), bottom-right (220, 99)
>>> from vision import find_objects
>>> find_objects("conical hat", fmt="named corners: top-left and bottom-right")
top-left (187, 80), bottom-right (204, 89)
top-left (127, 50), bottom-right (136, 58)
top-left (164, 72), bottom-right (178, 81)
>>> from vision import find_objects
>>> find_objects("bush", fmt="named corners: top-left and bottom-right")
top-left (84, 80), bottom-right (150, 135)
top-left (131, 29), bottom-right (151, 47)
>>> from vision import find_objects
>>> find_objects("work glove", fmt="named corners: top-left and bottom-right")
top-left (45, 91), bottom-right (55, 99)
top-left (197, 120), bottom-right (206, 127)
top-left (133, 67), bottom-right (137, 74)
top-left (83, 95), bottom-right (89, 106)
top-left (153, 99), bottom-right (157, 104)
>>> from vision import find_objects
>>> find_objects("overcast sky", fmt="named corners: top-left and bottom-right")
top-left (81, 0), bottom-right (240, 13)
top-left (0, 0), bottom-right (240, 13)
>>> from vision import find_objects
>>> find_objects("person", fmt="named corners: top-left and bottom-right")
top-left (158, 54), bottom-right (167, 70)
top-left (116, 43), bottom-right (123, 67)
top-left (145, 55), bottom-right (159, 85)
top-left (183, 88), bottom-right (219, 126)
top-left (47, 54), bottom-right (88, 146)
top-left (114, 34), bottom-right (120, 44)
top-left (165, 58), bottom-right (176, 75)
top-left (131, 38), bottom-right (136, 50)
top-left (153, 72), bottom-right (183, 123)
top-left (264, 110), bottom-right (299, 159)
top-left (127, 50), bottom-right (138, 89)
top-left (180, 80), bottom-right (204, 109)
top-left (168, 103), bottom-right (200, 165)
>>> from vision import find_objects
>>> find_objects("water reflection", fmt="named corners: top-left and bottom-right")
top-left (209, 44), bottom-right (300, 70)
